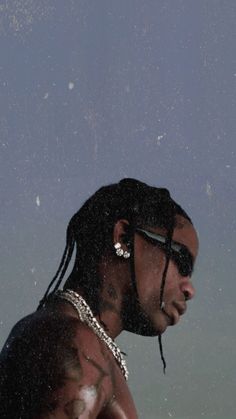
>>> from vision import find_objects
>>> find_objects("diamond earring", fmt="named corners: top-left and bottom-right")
top-left (114, 242), bottom-right (130, 259)
top-left (114, 242), bottom-right (124, 256)
top-left (123, 250), bottom-right (131, 259)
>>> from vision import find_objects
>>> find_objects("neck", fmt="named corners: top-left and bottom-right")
top-left (64, 257), bottom-right (130, 339)
top-left (70, 285), bottom-right (123, 339)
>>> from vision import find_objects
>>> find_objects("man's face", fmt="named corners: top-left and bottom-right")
top-left (123, 215), bottom-right (199, 336)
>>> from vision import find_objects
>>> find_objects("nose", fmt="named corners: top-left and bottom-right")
top-left (180, 278), bottom-right (195, 301)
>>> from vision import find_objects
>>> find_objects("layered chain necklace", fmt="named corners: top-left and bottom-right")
top-left (55, 289), bottom-right (129, 380)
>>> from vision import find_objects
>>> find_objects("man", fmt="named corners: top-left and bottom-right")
top-left (0, 178), bottom-right (198, 418)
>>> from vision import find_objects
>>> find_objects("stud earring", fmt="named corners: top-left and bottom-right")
top-left (114, 242), bottom-right (130, 259)
top-left (114, 242), bottom-right (124, 256)
top-left (123, 250), bottom-right (131, 259)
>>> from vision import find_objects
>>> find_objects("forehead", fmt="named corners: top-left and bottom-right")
top-left (172, 215), bottom-right (199, 260)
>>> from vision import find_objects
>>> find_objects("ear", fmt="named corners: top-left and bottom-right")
top-left (113, 219), bottom-right (130, 249)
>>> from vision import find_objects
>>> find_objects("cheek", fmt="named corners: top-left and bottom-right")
top-left (162, 262), bottom-right (181, 296)
top-left (141, 244), bottom-right (166, 270)
top-left (135, 248), bottom-right (167, 298)
top-left (166, 261), bottom-right (179, 278)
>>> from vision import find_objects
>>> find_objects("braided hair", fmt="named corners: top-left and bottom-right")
top-left (38, 178), bottom-right (191, 371)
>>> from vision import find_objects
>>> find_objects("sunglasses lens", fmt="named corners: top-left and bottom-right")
top-left (175, 251), bottom-right (193, 277)
top-left (136, 228), bottom-right (193, 277)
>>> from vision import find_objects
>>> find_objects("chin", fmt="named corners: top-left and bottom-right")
top-left (122, 305), bottom-right (168, 337)
top-left (124, 321), bottom-right (167, 337)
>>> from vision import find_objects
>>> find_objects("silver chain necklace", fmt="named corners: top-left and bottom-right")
top-left (55, 289), bottom-right (129, 381)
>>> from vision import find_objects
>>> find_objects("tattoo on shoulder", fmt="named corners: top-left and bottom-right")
top-left (64, 398), bottom-right (86, 418)
top-left (82, 352), bottom-right (109, 387)
top-left (63, 355), bottom-right (109, 418)
top-left (0, 314), bottom-right (115, 418)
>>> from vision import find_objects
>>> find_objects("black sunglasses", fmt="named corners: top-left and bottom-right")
top-left (135, 228), bottom-right (194, 277)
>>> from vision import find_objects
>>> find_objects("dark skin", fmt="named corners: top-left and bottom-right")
top-left (0, 215), bottom-right (198, 418)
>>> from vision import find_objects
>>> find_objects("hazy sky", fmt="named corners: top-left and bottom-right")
top-left (1, 1), bottom-right (236, 418)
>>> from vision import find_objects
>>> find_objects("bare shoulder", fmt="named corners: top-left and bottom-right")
top-left (0, 309), bottom-right (115, 418)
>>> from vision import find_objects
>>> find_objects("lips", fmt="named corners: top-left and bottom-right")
top-left (173, 301), bottom-right (187, 316)
top-left (161, 301), bottom-right (187, 326)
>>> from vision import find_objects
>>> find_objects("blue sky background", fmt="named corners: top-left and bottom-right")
top-left (0, 1), bottom-right (236, 418)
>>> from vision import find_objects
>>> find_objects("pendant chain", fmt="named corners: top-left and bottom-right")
top-left (55, 289), bottom-right (129, 380)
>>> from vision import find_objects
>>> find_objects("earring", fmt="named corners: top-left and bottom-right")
top-left (114, 242), bottom-right (130, 259)
top-left (123, 250), bottom-right (131, 259)
top-left (114, 242), bottom-right (124, 256)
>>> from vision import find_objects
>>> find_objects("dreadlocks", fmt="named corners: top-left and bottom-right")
top-left (38, 178), bottom-right (192, 371)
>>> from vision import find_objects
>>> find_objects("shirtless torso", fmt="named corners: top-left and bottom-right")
top-left (0, 300), bottom-right (138, 419)
top-left (0, 180), bottom-right (199, 419)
